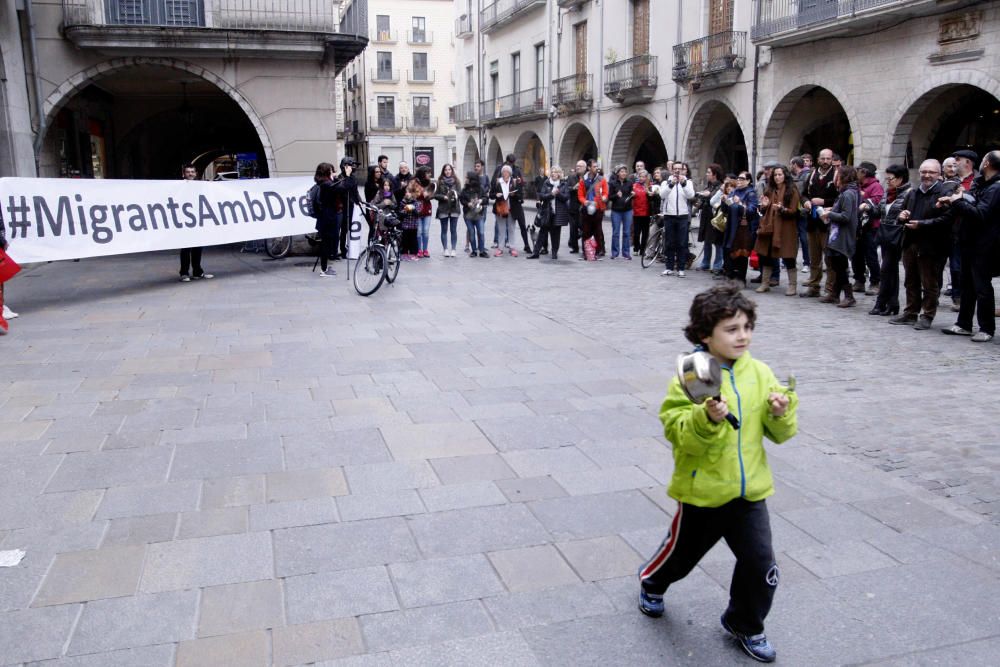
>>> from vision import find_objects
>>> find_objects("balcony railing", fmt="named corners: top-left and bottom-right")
top-left (407, 29), bottom-right (432, 44)
top-left (480, 0), bottom-right (546, 34)
top-left (604, 54), bottom-right (658, 105)
top-left (450, 102), bottom-right (476, 128)
top-left (557, 0), bottom-right (590, 7)
top-left (371, 28), bottom-right (398, 43)
top-left (407, 70), bottom-right (435, 84)
top-left (62, 0), bottom-right (370, 64)
top-left (672, 31), bottom-right (746, 90)
top-left (371, 68), bottom-right (399, 83)
top-left (406, 117), bottom-right (439, 132)
top-left (455, 14), bottom-right (473, 38)
top-left (480, 89), bottom-right (546, 125)
top-left (370, 115), bottom-right (402, 131)
top-left (551, 73), bottom-right (593, 113)
top-left (751, 0), bottom-right (960, 45)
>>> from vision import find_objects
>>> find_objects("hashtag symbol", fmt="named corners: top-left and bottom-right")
top-left (5, 196), bottom-right (30, 239)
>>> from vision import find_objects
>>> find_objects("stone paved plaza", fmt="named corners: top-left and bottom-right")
top-left (2, 238), bottom-right (999, 666)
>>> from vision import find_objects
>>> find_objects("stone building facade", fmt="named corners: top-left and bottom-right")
top-left (340, 0), bottom-right (458, 179)
top-left (452, 0), bottom-right (998, 187)
top-left (0, 0), bottom-right (368, 179)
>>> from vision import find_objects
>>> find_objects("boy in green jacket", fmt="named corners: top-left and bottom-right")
top-left (638, 284), bottom-right (797, 663)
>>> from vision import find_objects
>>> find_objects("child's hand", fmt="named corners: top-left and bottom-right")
top-left (768, 392), bottom-right (790, 417)
top-left (705, 397), bottom-right (730, 424)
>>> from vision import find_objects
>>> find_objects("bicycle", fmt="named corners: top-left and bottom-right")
top-left (641, 213), bottom-right (700, 270)
top-left (263, 233), bottom-right (321, 260)
top-left (352, 202), bottom-right (402, 296)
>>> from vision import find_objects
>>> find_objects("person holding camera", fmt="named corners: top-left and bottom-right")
top-left (659, 162), bottom-right (696, 276)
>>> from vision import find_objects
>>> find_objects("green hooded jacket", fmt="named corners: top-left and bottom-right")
top-left (659, 351), bottom-right (798, 508)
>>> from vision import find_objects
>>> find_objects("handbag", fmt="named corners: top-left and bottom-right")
top-left (0, 247), bottom-right (21, 283)
top-left (710, 207), bottom-right (727, 232)
top-left (495, 198), bottom-right (510, 217)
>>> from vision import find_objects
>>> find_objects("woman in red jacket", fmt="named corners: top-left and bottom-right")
top-left (632, 170), bottom-right (652, 255)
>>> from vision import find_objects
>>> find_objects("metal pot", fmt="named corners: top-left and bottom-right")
top-left (676, 351), bottom-right (740, 429)
top-left (586, 201), bottom-right (597, 216)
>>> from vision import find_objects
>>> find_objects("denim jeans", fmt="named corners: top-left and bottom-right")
top-left (797, 216), bottom-right (810, 266)
top-left (610, 210), bottom-right (633, 257)
top-left (439, 216), bottom-right (458, 250)
top-left (662, 215), bottom-right (690, 271)
top-left (466, 216), bottom-right (486, 253)
top-left (496, 215), bottom-right (514, 249)
top-left (417, 216), bottom-right (432, 253)
top-left (699, 243), bottom-right (725, 271)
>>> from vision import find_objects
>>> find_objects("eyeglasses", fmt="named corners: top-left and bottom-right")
top-left (736, 175), bottom-right (749, 180)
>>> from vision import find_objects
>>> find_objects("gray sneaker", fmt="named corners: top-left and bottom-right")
top-left (942, 324), bottom-right (972, 336)
top-left (971, 331), bottom-right (994, 343)
top-left (913, 316), bottom-right (933, 331)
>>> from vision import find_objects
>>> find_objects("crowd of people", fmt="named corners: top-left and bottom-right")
top-left (352, 146), bottom-right (999, 342)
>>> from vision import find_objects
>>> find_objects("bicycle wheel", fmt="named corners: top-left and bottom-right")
top-left (353, 246), bottom-right (387, 296)
top-left (384, 239), bottom-right (400, 283)
top-left (264, 236), bottom-right (292, 259)
top-left (641, 229), bottom-right (661, 269)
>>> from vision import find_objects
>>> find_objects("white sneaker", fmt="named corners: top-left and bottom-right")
top-left (2, 305), bottom-right (17, 319)
top-left (661, 269), bottom-right (674, 276)
top-left (678, 270), bottom-right (686, 278)
top-left (319, 268), bottom-right (336, 277)
top-left (179, 275), bottom-right (191, 282)
top-left (800, 265), bottom-right (810, 274)
top-left (193, 273), bottom-right (214, 280)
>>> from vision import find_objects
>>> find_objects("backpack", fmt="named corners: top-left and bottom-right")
top-left (304, 183), bottom-right (322, 219)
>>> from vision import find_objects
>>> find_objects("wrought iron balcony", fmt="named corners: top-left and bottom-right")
top-left (406, 117), bottom-right (439, 132)
top-left (455, 14), bottom-right (473, 38)
top-left (557, 0), bottom-right (590, 8)
top-left (407, 30), bottom-right (432, 45)
top-left (552, 73), bottom-right (593, 114)
top-left (604, 54), bottom-right (657, 105)
top-left (480, 0), bottom-right (546, 35)
top-left (480, 89), bottom-right (546, 126)
top-left (371, 28), bottom-right (398, 44)
top-left (450, 102), bottom-right (477, 128)
top-left (750, 0), bottom-right (979, 46)
top-left (407, 70), bottom-right (435, 84)
top-left (672, 31), bottom-right (746, 91)
top-left (61, 0), bottom-right (369, 66)
top-left (370, 115), bottom-right (402, 132)
top-left (371, 68), bottom-right (399, 83)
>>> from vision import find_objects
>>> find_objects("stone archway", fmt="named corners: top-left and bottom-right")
top-left (486, 136), bottom-right (503, 174)
top-left (513, 131), bottom-right (546, 193)
top-left (683, 97), bottom-right (749, 179)
top-left (882, 70), bottom-right (1000, 170)
top-left (760, 83), bottom-right (859, 167)
top-left (461, 135), bottom-right (480, 177)
top-left (609, 113), bottom-right (668, 171)
top-left (557, 122), bottom-right (597, 171)
top-left (40, 56), bottom-right (275, 176)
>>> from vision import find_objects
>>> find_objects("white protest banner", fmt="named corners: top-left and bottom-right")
top-left (0, 176), bottom-right (315, 264)
top-left (347, 208), bottom-right (365, 260)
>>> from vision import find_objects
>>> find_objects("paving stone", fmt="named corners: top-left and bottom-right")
top-left (266, 468), bottom-right (348, 502)
top-left (551, 466), bottom-right (658, 496)
top-left (45, 447), bottom-right (173, 492)
top-left (346, 630), bottom-right (542, 666)
top-left (176, 630), bottom-right (269, 667)
top-left (407, 504), bottom-right (551, 558)
top-left (556, 536), bottom-right (644, 581)
top-left (851, 495), bottom-right (961, 533)
top-left (33, 545), bottom-right (145, 607)
top-left (487, 545), bottom-right (580, 592)
top-left (198, 579), bottom-right (284, 637)
top-left (25, 644), bottom-right (175, 667)
top-left (139, 532), bottom-right (274, 593)
top-left (779, 504), bottom-right (901, 544)
top-left (360, 600), bottom-right (494, 653)
top-left (176, 507), bottom-right (248, 539)
top-left (201, 475), bottom-right (266, 509)
top-left (101, 513), bottom-right (178, 547)
top-left (160, 424), bottom-right (248, 445)
top-left (379, 422), bottom-right (496, 460)
top-left (475, 415), bottom-right (585, 451)
top-left (528, 490), bottom-right (668, 540)
top-left (95, 480), bottom-right (201, 519)
top-left (248, 497), bottom-right (339, 531)
top-left (283, 429), bottom-right (391, 470)
top-left (785, 539), bottom-right (898, 579)
top-left (418, 481), bottom-right (508, 512)
top-left (575, 437), bottom-right (671, 468)
top-left (496, 476), bottom-right (568, 503)
top-left (428, 454), bottom-right (517, 485)
top-left (273, 517), bottom-right (420, 577)
top-left (271, 618), bottom-right (364, 666)
top-left (501, 446), bottom-right (598, 477)
top-left (336, 490), bottom-right (425, 522)
top-left (284, 565), bottom-right (399, 624)
top-left (169, 438), bottom-right (284, 481)
top-left (68, 590), bottom-right (198, 655)
top-left (343, 460), bottom-right (440, 494)
top-left (390, 554), bottom-right (506, 608)
top-left (0, 604), bottom-right (82, 664)
top-left (483, 582), bottom-right (617, 631)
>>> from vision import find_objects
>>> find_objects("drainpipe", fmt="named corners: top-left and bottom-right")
top-left (25, 0), bottom-right (45, 168)
top-left (477, 0), bottom-right (485, 163)
top-left (751, 44), bottom-right (760, 175)
top-left (673, 0), bottom-right (681, 160)
top-left (596, 0), bottom-right (603, 165)
top-left (546, 3), bottom-right (554, 170)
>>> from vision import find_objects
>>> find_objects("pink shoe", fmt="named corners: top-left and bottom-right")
top-left (494, 249), bottom-right (503, 257)
top-left (510, 248), bottom-right (518, 257)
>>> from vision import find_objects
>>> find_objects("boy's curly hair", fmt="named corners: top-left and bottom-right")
top-left (684, 283), bottom-right (757, 346)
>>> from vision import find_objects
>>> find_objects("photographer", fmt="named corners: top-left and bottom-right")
top-left (333, 157), bottom-right (361, 259)
top-left (658, 162), bottom-right (696, 277)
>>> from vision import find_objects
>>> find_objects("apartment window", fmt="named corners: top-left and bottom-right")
top-left (412, 53), bottom-right (428, 81)
top-left (466, 65), bottom-right (474, 104)
top-left (574, 22), bottom-right (587, 74)
top-left (377, 96), bottom-right (395, 127)
top-left (490, 60), bottom-right (499, 100)
top-left (376, 14), bottom-right (390, 40)
top-left (534, 44), bottom-right (545, 90)
top-left (708, 0), bottom-right (735, 33)
top-left (511, 52), bottom-right (521, 94)
top-left (412, 17), bottom-right (426, 42)
top-left (412, 96), bottom-right (431, 127)
top-left (631, 0), bottom-right (649, 56)
top-left (377, 52), bottom-right (393, 80)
